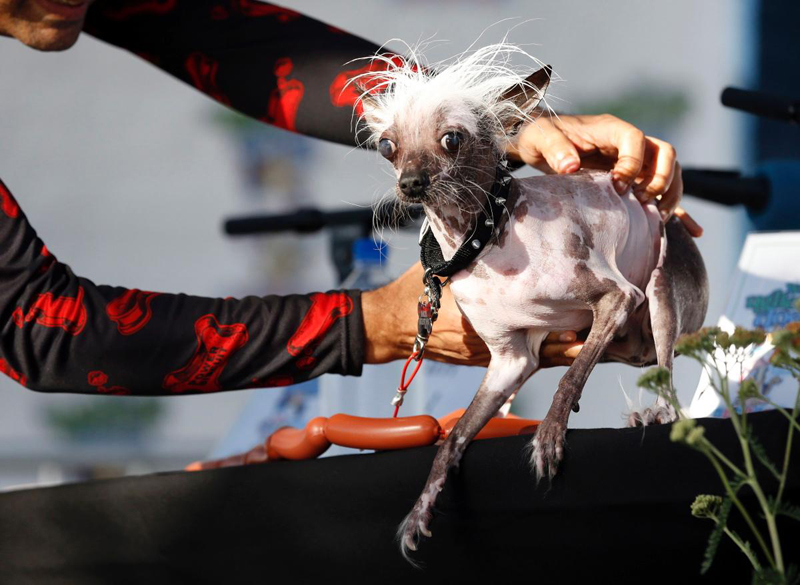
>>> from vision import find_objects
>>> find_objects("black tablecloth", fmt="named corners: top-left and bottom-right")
top-left (0, 411), bottom-right (798, 584)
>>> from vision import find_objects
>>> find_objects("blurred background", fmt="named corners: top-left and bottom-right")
top-left (0, 0), bottom-right (795, 489)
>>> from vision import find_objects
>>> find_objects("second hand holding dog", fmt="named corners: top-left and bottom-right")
top-left (509, 113), bottom-right (703, 236)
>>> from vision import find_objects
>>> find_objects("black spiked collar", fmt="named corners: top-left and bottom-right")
top-left (419, 165), bottom-right (513, 279)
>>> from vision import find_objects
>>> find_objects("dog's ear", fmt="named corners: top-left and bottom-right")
top-left (501, 65), bottom-right (552, 130)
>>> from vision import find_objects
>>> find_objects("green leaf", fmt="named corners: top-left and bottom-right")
top-left (752, 567), bottom-right (787, 585)
top-left (776, 501), bottom-right (800, 522)
top-left (701, 495), bottom-right (733, 574)
top-left (787, 564), bottom-right (800, 585)
top-left (748, 433), bottom-right (782, 480)
top-left (730, 476), bottom-right (747, 493)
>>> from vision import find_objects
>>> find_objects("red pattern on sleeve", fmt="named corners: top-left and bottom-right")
top-left (84, 0), bottom-right (387, 148)
top-left (0, 358), bottom-right (27, 387)
top-left (12, 286), bottom-right (87, 336)
top-left (0, 173), bottom-right (364, 396)
top-left (287, 292), bottom-right (353, 370)
top-left (163, 314), bottom-right (249, 393)
top-left (230, 0), bottom-right (300, 21)
top-left (87, 370), bottom-right (131, 395)
top-left (185, 53), bottom-right (232, 106)
top-left (0, 182), bottom-right (20, 219)
top-left (210, 5), bottom-right (229, 20)
top-left (263, 57), bottom-right (304, 132)
top-left (329, 54), bottom-right (405, 116)
top-left (38, 244), bottom-right (56, 275)
top-left (106, 289), bottom-right (162, 335)
top-left (248, 374), bottom-right (294, 388)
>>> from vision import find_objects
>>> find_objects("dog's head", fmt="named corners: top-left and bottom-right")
top-left (354, 44), bottom-right (551, 210)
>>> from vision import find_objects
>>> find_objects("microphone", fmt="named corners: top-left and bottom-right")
top-left (683, 161), bottom-right (800, 230)
top-left (224, 201), bottom-right (423, 236)
top-left (721, 87), bottom-right (800, 125)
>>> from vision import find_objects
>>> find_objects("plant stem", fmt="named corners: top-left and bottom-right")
top-left (733, 407), bottom-right (784, 573)
top-left (762, 398), bottom-right (800, 433)
top-left (775, 391), bottom-right (800, 508)
top-left (747, 477), bottom-right (784, 573)
top-left (722, 525), bottom-right (762, 571)
top-left (701, 439), bottom-right (746, 478)
top-left (703, 448), bottom-right (775, 567)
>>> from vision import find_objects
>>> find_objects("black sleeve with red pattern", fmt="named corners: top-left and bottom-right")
top-left (0, 180), bottom-right (363, 395)
top-left (82, 0), bottom-right (388, 146)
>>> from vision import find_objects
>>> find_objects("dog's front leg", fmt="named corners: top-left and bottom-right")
top-left (399, 335), bottom-right (538, 563)
top-left (532, 288), bottom-right (640, 479)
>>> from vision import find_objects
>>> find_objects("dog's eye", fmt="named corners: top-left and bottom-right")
top-left (440, 131), bottom-right (462, 153)
top-left (378, 138), bottom-right (396, 158)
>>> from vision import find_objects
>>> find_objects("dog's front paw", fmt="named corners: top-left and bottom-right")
top-left (529, 417), bottom-right (567, 480)
top-left (397, 502), bottom-right (434, 567)
top-left (627, 404), bottom-right (677, 427)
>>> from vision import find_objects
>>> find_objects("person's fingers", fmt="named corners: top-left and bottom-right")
top-left (656, 160), bottom-right (682, 221)
top-left (540, 356), bottom-right (577, 368)
top-left (514, 119), bottom-right (580, 173)
top-left (634, 137), bottom-right (676, 202)
top-left (536, 120), bottom-right (582, 173)
top-left (674, 206), bottom-right (704, 237)
top-left (608, 119), bottom-right (646, 195)
top-left (539, 341), bottom-right (583, 368)
top-left (545, 330), bottom-right (577, 343)
top-left (540, 342), bottom-right (583, 359)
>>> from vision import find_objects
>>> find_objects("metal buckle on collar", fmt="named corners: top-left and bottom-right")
top-left (413, 268), bottom-right (444, 360)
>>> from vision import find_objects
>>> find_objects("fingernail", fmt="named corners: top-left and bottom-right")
top-left (566, 346), bottom-right (583, 358)
top-left (558, 156), bottom-right (579, 173)
top-left (559, 332), bottom-right (575, 342)
top-left (613, 179), bottom-right (629, 194)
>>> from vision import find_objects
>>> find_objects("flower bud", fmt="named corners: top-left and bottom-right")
top-left (691, 494), bottom-right (722, 518)
top-left (670, 418), bottom-right (697, 443)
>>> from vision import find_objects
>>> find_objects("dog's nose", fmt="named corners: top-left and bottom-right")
top-left (399, 171), bottom-right (430, 198)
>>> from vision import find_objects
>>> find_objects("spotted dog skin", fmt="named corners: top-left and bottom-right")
top-left (358, 55), bottom-right (708, 560)
top-left (399, 170), bottom-right (708, 557)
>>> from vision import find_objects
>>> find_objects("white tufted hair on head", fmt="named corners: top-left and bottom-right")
top-left (351, 40), bottom-right (554, 153)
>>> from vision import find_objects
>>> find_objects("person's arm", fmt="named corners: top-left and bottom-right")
top-left (0, 179), bottom-right (362, 394)
top-left (83, 0), bottom-right (385, 147)
top-left (83, 1), bottom-right (696, 219)
top-left (81, 1), bottom-right (691, 367)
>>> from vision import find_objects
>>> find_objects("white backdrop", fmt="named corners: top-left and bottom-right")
top-left (0, 0), bottom-right (754, 486)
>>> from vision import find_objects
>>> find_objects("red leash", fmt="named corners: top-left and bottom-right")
top-left (392, 268), bottom-right (445, 417)
top-left (393, 351), bottom-right (424, 417)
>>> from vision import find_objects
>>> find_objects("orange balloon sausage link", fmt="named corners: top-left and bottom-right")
top-left (186, 411), bottom-right (542, 471)
top-left (325, 414), bottom-right (442, 451)
top-left (266, 416), bottom-right (331, 460)
top-left (442, 416), bottom-right (540, 440)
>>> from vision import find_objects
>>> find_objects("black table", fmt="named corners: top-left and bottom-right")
top-left (0, 411), bottom-right (797, 584)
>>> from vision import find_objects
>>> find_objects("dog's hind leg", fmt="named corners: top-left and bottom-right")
top-left (532, 285), bottom-right (641, 479)
top-left (398, 330), bottom-right (542, 563)
top-left (632, 218), bottom-right (709, 426)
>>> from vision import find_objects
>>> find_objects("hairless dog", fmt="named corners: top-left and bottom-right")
top-left (354, 43), bottom-right (708, 563)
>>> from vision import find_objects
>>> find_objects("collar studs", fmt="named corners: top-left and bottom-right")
top-left (471, 239), bottom-right (482, 250)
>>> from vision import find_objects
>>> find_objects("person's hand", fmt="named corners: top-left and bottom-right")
top-left (361, 263), bottom-right (583, 367)
top-left (507, 113), bottom-right (703, 237)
